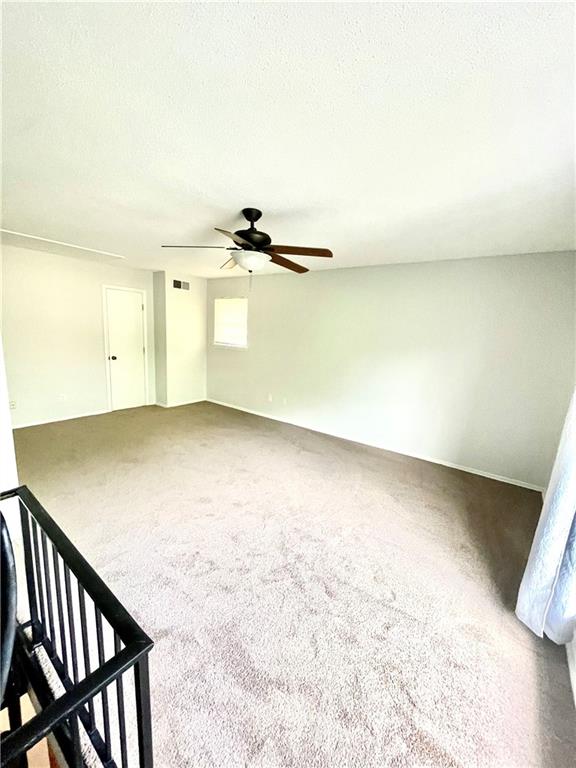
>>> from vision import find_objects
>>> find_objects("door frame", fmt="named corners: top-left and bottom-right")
top-left (102, 285), bottom-right (149, 412)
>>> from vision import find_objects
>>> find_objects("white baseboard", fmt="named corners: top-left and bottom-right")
top-left (206, 399), bottom-right (545, 492)
top-left (567, 640), bottom-right (576, 707)
top-left (12, 399), bottom-right (208, 428)
top-left (12, 408), bottom-right (110, 430)
top-left (156, 399), bottom-right (205, 408)
top-left (13, 397), bottom-right (546, 492)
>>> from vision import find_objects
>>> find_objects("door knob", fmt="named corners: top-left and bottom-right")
top-left (109, 355), bottom-right (117, 360)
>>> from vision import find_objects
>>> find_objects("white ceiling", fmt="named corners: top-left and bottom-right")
top-left (2, 2), bottom-right (574, 278)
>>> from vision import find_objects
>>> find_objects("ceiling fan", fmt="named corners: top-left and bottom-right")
top-left (162, 208), bottom-right (333, 273)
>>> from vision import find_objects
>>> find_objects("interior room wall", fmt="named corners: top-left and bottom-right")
top-left (0, 335), bottom-right (31, 618)
top-left (153, 271), bottom-right (207, 406)
top-left (0, 337), bottom-right (18, 491)
top-left (1, 244), bottom-right (156, 427)
top-left (207, 252), bottom-right (575, 490)
top-left (153, 272), bottom-right (168, 406)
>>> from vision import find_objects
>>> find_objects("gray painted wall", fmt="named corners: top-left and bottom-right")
top-left (207, 252), bottom-right (575, 489)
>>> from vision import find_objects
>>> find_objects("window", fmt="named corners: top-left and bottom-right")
top-left (213, 298), bottom-right (248, 348)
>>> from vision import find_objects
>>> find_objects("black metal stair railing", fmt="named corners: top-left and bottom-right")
top-left (0, 485), bottom-right (154, 767)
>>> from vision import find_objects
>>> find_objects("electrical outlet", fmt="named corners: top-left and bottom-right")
top-left (282, 397), bottom-right (288, 406)
top-left (268, 393), bottom-right (273, 402)
top-left (9, 401), bottom-right (16, 410)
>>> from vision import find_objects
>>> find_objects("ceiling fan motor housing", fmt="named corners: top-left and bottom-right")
top-left (234, 207), bottom-right (271, 250)
top-left (234, 228), bottom-right (272, 250)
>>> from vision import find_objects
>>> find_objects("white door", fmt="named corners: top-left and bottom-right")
top-left (105, 288), bottom-right (147, 410)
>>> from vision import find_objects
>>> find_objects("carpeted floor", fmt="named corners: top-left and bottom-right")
top-left (13, 403), bottom-right (575, 767)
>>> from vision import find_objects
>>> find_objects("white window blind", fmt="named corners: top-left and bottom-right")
top-left (213, 298), bottom-right (248, 347)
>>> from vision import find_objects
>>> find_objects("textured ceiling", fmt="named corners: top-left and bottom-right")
top-left (2, 2), bottom-right (574, 277)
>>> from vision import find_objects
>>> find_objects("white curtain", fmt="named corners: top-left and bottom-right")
top-left (516, 388), bottom-right (576, 644)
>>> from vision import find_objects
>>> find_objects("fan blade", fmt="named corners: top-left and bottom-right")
top-left (220, 257), bottom-right (237, 270)
top-left (268, 244), bottom-right (332, 258)
top-left (214, 228), bottom-right (253, 247)
top-left (269, 254), bottom-right (308, 273)
top-left (161, 245), bottom-right (228, 249)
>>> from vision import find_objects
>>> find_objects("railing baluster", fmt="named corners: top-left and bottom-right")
top-left (114, 635), bottom-right (128, 768)
top-left (70, 710), bottom-right (82, 768)
top-left (30, 518), bottom-right (47, 638)
top-left (134, 655), bottom-right (153, 768)
top-left (95, 608), bottom-right (112, 761)
top-left (18, 500), bottom-right (40, 644)
top-left (52, 543), bottom-right (68, 669)
top-left (41, 530), bottom-right (57, 656)
top-left (77, 584), bottom-right (95, 730)
top-left (64, 565), bottom-right (80, 685)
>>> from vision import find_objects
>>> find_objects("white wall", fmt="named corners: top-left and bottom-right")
top-left (0, 337), bottom-right (18, 491)
top-left (153, 272), bottom-right (168, 406)
top-left (1, 245), bottom-right (156, 427)
top-left (0, 334), bottom-right (31, 619)
top-left (153, 272), bottom-right (207, 407)
top-left (207, 252), bottom-right (575, 489)
top-left (0, 251), bottom-right (19, 489)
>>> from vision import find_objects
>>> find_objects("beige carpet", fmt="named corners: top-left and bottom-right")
top-left (13, 403), bottom-right (575, 767)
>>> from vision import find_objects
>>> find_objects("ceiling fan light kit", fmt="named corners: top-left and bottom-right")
top-left (233, 250), bottom-right (271, 272)
top-left (162, 207), bottom-right (333, 274)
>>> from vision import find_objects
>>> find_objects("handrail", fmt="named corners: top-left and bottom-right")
top-left (1, 637), bottom-right (149, 761)
top-left (1, 486), bottom-right (152, 648)
top-left (0, 485), bottom-right (154, 767)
